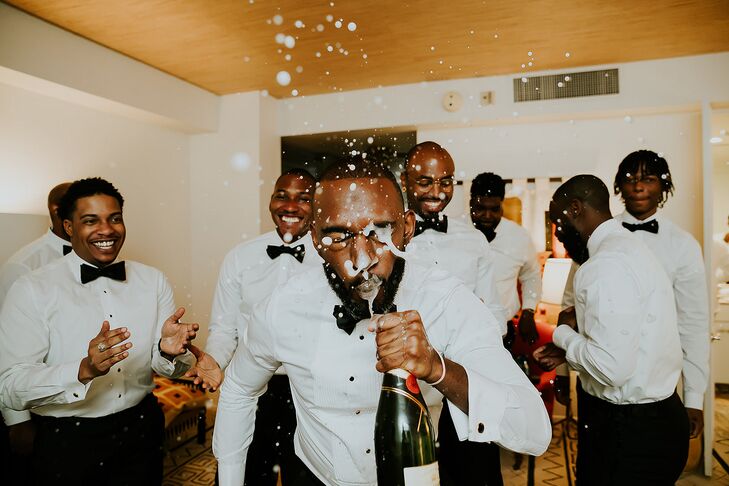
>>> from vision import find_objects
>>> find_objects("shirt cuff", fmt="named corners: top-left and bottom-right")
top-left (552, 324), bottom-right (579, 350)
top-left (683, 391), bottom-right (705, 410)
top-left (64, 361), bottom-right (91, 402)
top-left (1, 408), bottom-right (31, 426)
top-left (447, 367), bottom-right (508, 443)
top-left (155, 349), bottom-right (194, 378)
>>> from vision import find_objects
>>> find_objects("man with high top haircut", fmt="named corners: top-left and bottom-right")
top-left (0, 177), bottom-right (198, 485)
top-left (470, 172), bottom-right (541, 346)
top-left (402, 142), bottom-right (506, 486)
top-left (0, 182), bottom-right (70, 484)
top-left (534, 174), bottom-right (688, 485)
top-left (188, 169), bottom-right (320, 485)
top-left (614, 150), bottom-right (709, 439)
top-left (214, 158), bottom-right (550, 486)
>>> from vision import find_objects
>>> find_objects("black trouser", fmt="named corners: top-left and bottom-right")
top-left (438, 398), bottom-right (503, 486)
top-left (576, 384), bottom-right (689, 486)
top-left (31, 393), bottom-right (164, 486)
top-left (0, 417), bottom-right (33, 486)
top-left (286, 453), bottom-right (326, 485)
top-left (244, 374), bottom-right (297, 486)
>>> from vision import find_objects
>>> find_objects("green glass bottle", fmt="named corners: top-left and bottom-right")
top-left (374, 368), bottom-right (439, 485)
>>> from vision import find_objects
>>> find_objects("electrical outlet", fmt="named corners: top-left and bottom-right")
top-left (480, 91), bottom-right (493, 105)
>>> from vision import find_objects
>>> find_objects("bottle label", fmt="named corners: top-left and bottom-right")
top-left (403, 461), bottom-right (440, 485)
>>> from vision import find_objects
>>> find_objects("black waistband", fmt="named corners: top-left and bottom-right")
top-left (578, 384), bottom-right (681, 418)
top-left (31, 392), bottom-right (158, 426)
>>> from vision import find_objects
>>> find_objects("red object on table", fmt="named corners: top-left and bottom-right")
top-left (510, 316), bottom-right (557, 418)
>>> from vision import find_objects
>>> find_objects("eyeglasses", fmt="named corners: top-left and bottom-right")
top-left (410, 176), bottom-right (455, 191)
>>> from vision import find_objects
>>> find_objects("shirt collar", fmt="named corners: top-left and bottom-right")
top-left (620, 210), bottom-right (659, 225)
top-left (586, 218), bottom-right (621, 256)
top-left (46, 228), bottom-right (70, 251)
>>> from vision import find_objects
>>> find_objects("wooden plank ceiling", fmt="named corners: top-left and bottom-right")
top-left (7, 0), bottom-right (729, 98)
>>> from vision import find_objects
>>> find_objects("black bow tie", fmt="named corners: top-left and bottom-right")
top-left (622, 220), bottom-right (659, 234)
top-left (333, 303), bottom-right (397, 335)
top-left (414, 215), bottom-right (448, 237)
top-left (80, 261), bottom-right (126, 284)
top-left (266, 244), bottom-right (305, 263)
top-left (63, 245), bottom-right (72, 256)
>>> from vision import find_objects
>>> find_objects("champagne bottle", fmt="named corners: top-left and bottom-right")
top-left (374, 368), bottom-right (439, 485)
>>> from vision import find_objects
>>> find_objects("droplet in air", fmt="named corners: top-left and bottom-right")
top-left (273, 14), bottom-right (283, 25)
top-left (284, 35), bottom-right (296, 49)
top-left (321, 236), bottom-right (333, 246)
top-left (283, 232), bottom-right (293, 243)
top-left (557, 81), bottom-right (564, 88)
top-left (349, 182), bottom-right (357, 191)
top-left (564, 76), bottom-right (571, 82)
top-left (624, 115), bottom-right (633, 123)
top-left (367, 136), bottom-right (374, 144)
top-left (521, 77), bottom-right (528, 83)
top-left (565, 52), bottom-right (571, 58)
top-left (295, 20), bottom-right (304, 28)
top-left (291, 89), bottom-right (299, 96)
top-left (347, 21), bottom-right (357, 31)
top-left (335, 20), bottom-right (342, 28)
top-left (231, 152), bottom-right (252, 172)
top-left (326, 14), bottom-right (333, 22)
top-left (317, 24), bottom-right (325, 32)
top-left (275, 33), bottom-right (286, 44)
top-left (296, 65), bottom-right (304, 73)
top-left (276, 71), bottom-right (292, 86)
top-left (527, 50), bottom-right (533, 56)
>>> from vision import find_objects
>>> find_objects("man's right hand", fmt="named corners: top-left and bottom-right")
top-left (78, 321), bottom-right (132, 384)
top-left (7, 420), bottom-right (36, 456)
top-left (185, 344), bottom-right (223, 392)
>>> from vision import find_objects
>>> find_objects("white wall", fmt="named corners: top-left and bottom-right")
top-left (189, 93), bottom-right (265, 345)
top-left (0, 214), bottom-right (49, 263)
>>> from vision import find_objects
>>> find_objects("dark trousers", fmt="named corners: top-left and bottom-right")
top-left (438, 398), bottom-right (503, 486)
top-left (576, 385), bottom-right (689, 486)
top-left (286, 453), bottom-right (326, 485)
top-left (0, 418), bottom-right (33, 486)
top-left (31, 393), bottom-right (164, 486)
top-left (244, 374), bottom-right (297, 486)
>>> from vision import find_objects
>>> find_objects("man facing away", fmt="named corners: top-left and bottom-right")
top-left (0, 177), bottom-right (199, 485)
top-left (213, 158), bottom-right (551, 486)
top-left (469, 172), bottom-right (541, 346)
top-left (0, 181), bottom-right (70, 484)
top-left (401, 142), bottom-right (507, 486)
top-left (187, 169), bottom-right (320, 485)
top-left (613, 150), bottom-right (709, 439)
top-left (534, 174), bottom-right (688, 485)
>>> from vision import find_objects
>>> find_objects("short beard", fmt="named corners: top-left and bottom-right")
top-left (323, 257), bottom-right (405, 316)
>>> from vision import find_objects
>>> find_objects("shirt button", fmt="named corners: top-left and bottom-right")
top-left (355, 410), bottom-right (361, 415)
top-left (359, 335), bottom-right (364, 340)
top-left (73, 393), bottom-right (78, 398)
top-left (366, 449), bottom-right (371, 454)
top-left (477, 422), bottom-right (485, 433)
top-left (118, 394), bottom-right (122, 398)
top-left (349, 376), bottom-right (355, 382)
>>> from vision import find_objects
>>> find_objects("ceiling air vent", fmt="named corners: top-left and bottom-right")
top-left (513, 68), bottom-right (619, 102)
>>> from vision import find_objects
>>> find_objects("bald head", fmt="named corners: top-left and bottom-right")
top-left (402, 141), bottom-right (456, 217)
top-left (48, 182), bottom-right (72, 240)
top-left (551, 174), bottom-right (611, 214)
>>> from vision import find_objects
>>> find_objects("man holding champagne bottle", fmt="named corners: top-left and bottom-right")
top-left (213, 158), bottom-right (551, 486)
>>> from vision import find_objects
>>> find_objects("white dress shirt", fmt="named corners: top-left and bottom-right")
top-left (0, 229), bottom-right (68, 309)
top-left (488, 217), bottom-right (542, 317)
top-left (615, 211), bottom-right (710, 410)
top-left (0, 252), bottom-right (193, 418)
top-left (205, 231), bottom-right (321, 371)
top-left (407, 216), bottom-right (507, 330)
top-left (0, 229), bottom-right (68, 426)
top-left (553, 219), bottom-right (683, 404)
top-left (214, 262), bottom-right (551, 486)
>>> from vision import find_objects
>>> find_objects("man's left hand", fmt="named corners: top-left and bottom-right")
top-left (518, 309), bottom-right (539, 345)
top-left (533, 343), bottom-right (566, 371)
top-left (686, 407), bottom-right (704, 438)
top-left (160, 307), bottom-right (199, 356)
top-left (558, 306), bottom-right (577, 330)
top-left (368, 310), bottom-right (442, 384)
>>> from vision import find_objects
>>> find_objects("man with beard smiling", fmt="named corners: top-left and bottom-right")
top-left (402, 142), bottom-right (507, 486)
top-left (0, 177), bottom-right (198, 485)
top-left (188, 169), bottom-right (320, 485)
top-left (533, 174), bottom-right (688, 485)
top-left (613, 150), bottom-right (709, 440)
top-left (213, 158), bottom-right (551, 486)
